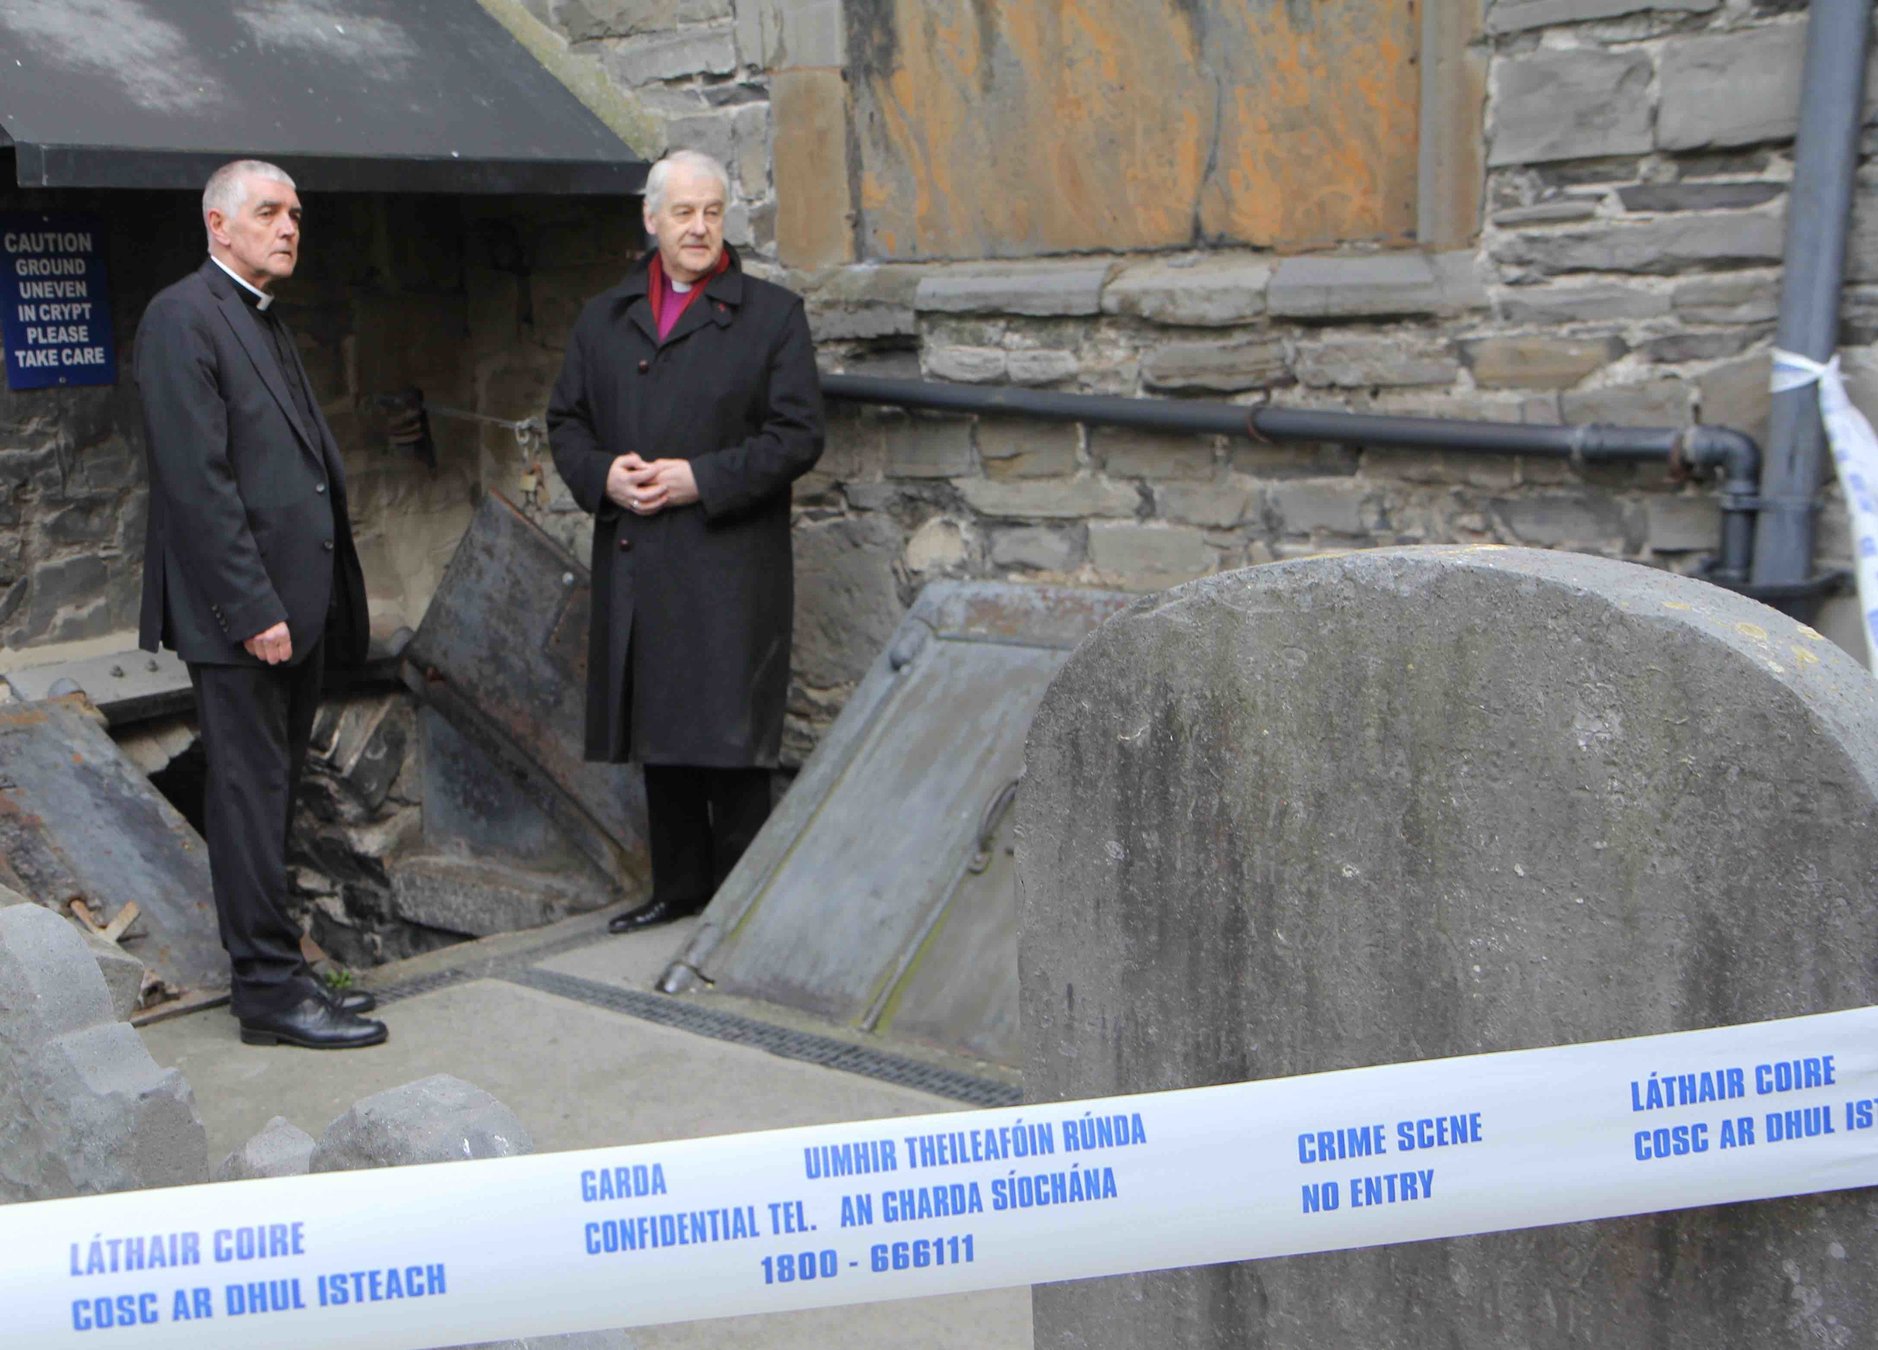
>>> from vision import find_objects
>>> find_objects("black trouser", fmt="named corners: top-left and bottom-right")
top-left (642, 764), bottom-right (773, 911)
top-left (188, 642), bottom-right (323, 1018)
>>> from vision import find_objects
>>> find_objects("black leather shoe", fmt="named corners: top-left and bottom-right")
top-left (239, 996), bottom-right (388, 1049)
top-left (323, 986), bottom-right (377, 1015)
top-left (608, 898), bottom-right (703, 934)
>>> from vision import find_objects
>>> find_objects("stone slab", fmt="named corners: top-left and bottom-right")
top-left (0, 698), bottom-right (223, 999)
top-left (1268, 253), bottom-right (1443, 318)
top-left (773, 69), bottom-right (854, 269)
top-left (1020, 546), bottom-right (1878, 1350)
top-left (1141, 337), bottom-right (1289, 393)
top-left (916, 261), bottom-right (1115, 317)
top-left (1100, 255), bottom-right (1272, 327)
top-left (1487, 0), bottom-right (1719, 34)
top-left (1497, 281), bottom-right (1671, 324)
top-left (1494, 213), bottom-right (1785, 275)
top-left (1465, 335), bottom-right (1623, 389)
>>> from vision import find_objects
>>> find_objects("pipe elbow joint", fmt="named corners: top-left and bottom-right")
top-left (1680, 425), bottom-right (1761, 488)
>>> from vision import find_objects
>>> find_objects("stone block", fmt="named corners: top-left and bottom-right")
top-left (904, 517), bottom-right (968, 574)
top-left (1141, 337), bottom-right (1288, 394)
top-left (1639, 329), bottom-right (1768, 364)
top-left (0, 901), bottom-right (115, 1040)
top-left (736, 0), bottom-right (845, 69)
top-left (990, 526), bottom-right (1084, 572)
top-left (731, 102), bottom-right (769, 191)
top-left (1007, 350), bottom-right (1080, 386)
top-left (1672, 276), bottom-right (1779, 333)
top-left (215, 1116), bottom-right (317, 1182)
top-left (1658, 25), bottom-right (1804, 152)
top-left (1294, 336), bottom-right (1460, 389)
top-left (915, 261), bottom-right (1115, 317)
top-left (1646, 493), bottom-right (1723, 553)
top-left (1491, 492), bottom-right (1633, 547)
top-left (1498, 281), bottom-right (1671, 325)
top-left (664, 105), bottom-right (739, 173)
top-left (1269, 479), bottom-right (1381, 537)
top-left (79, 927), bottom-right (144, 1022)
top-left (1020, 546), bottom-right (1878, 1350)
top-left (390, 856), bottom-right (611, 937)
top-left (801, 263), bottom-right (922, 340)
top-left (1561, 378), bottom-right (1690, 425)
top-left (1088, 523), bottom-right (1213, 591)
top-left (978, 420), bottom-right (1079, 480)
top-left (957, 477), bottom-right (1140, 521)
top-left (1489, 49), bottom-right (1653, 167)
top-left (6, 1023), bottom-right (208, 1201)
top-left (602, 25), bottom-right (738, 85)
top-left (793, 513), bottom-right (905, 688)
top-left (1100, 255), bottom-right (1271, 327)
top-left (1154, 482), bottom-right (1258, 529)
top-left (1492, 200), bottom-right (1600, 226)
top-left (1493, 213), bottom-right (1785, 275)
top-left (1092, 428), bottom-right (1219, 481)
top-left (1268, 253), bottom-right (1441, 318)
top-left (1697, 353), bottom-right (1772, 442)
top-left (924, 346), bottom-right (1008, 384)
top-left (1487, 0), bottom-right (1719, 34)
top-left (883, 414), bottom-right (974, 478)
top-left (1617, 182), bottom-right (1786, 213)
top-left (313, 1075), bottom-right (533, 1172)
top-left (1465, 335), bottom-right (1623, 389)
top-left (772, 68), bottom-right (854, 268)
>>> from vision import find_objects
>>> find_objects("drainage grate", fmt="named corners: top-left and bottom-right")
top-left (505, 967), bottom-right (1021, 1108)
top-left (373, 967), bottom-right (479, 1005)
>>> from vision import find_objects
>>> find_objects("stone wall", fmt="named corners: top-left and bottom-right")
top-left (510, 0), bottom-right (1878, 703)
top-left (0, 171), bottom-right (634, 666)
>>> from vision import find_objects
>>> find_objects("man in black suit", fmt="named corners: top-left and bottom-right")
top-left (135, 159), bottom-right (385, 1049)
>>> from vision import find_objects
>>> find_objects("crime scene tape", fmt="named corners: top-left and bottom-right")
top-left (5, 1005), bottom-right (1876, 1349)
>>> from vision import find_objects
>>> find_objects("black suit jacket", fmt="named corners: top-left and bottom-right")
top-left (134, 260), bottom-right (367, 667)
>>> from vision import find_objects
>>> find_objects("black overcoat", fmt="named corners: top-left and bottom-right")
top-left (547, 247), bottom-right (824, 767)
top-left (134, 260), bottom-right (369, 668)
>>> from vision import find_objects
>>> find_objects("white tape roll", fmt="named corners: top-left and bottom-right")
top-left (5, 1007), bottom-right (1876, 1348)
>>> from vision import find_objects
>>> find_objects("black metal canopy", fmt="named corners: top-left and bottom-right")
top-left (0, 0), bottom-right (647, 194)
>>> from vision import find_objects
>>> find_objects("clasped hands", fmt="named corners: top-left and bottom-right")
top-left (606, 453), bottom-right (699, 516)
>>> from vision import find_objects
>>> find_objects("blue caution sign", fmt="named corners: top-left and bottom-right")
top-left (2, 213), bottom-right (116, 390)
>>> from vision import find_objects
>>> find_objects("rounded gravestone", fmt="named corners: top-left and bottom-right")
top-left (1018, 546), bottom-right (1878, 1349)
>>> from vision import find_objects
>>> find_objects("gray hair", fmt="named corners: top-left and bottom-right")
top-left (644, 149), bottom-right (729, 215)
top-left (202, 159), bottom-right (295, 243)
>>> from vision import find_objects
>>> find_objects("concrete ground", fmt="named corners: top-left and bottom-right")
top-left (138, 909), bottom-right (1031, 1350)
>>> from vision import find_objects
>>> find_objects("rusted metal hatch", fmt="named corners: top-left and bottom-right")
top-left (402, 493), bottom-right (648, 892)
top-left (0, 696), bottom-right (223, 998)
top-left (660, 581), bottom-right (1133, 1070)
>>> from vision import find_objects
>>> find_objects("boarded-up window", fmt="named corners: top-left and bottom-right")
top-left (850, 0), bottom-right (1422, 261)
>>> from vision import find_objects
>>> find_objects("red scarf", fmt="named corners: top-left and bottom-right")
top-left (648, 249), bottom-right (731, 342)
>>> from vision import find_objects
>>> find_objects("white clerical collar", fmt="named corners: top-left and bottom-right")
top-left (670, 276), bottom-right (693, 293)
top-left (210, 255), bottom-right (274, 310)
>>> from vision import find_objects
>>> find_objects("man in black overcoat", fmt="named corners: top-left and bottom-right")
top-left (549, 149), bottom-right (824, 933)
top-left (135, 160), bottom-right (385, 1048)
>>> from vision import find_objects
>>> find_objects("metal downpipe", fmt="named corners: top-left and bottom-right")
top-left (1749, 0), bottom-right (1873, 603)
